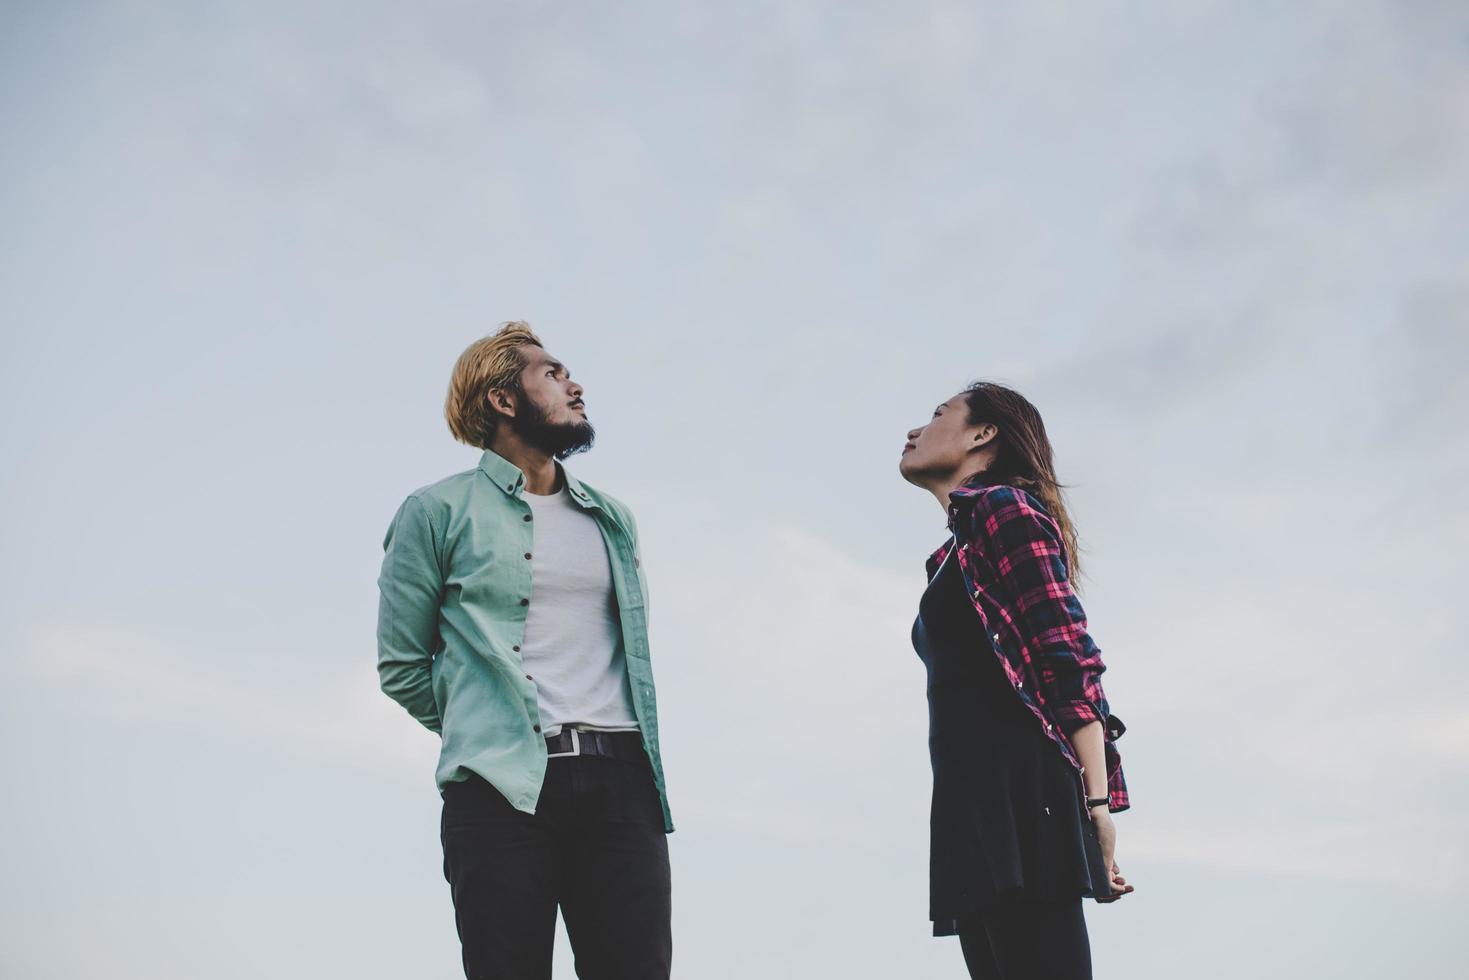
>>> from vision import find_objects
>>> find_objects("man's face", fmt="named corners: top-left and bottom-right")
top-left (507, 347), bottom-right (595, 459)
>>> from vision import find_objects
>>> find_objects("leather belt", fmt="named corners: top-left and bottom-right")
top-left (545, 728), bottom-right (646, 764)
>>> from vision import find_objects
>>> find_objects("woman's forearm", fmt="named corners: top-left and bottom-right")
top-left (1069, 719), bottom-right (1109, 800)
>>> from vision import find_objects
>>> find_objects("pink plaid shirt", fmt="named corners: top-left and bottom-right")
top-left (927, 476), bottom-right (1130, 812)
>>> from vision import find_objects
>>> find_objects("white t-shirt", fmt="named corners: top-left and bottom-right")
top-left (520, 486), bottom-right (639, 737)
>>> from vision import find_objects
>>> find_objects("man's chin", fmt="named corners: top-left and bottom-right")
top-left (511, 403), bottom-right (596, 460)
top-left (549, 421), bottom-right (596, 460)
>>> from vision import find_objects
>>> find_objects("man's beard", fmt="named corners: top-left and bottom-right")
top-left (511, 395), bottom-right (596, 461)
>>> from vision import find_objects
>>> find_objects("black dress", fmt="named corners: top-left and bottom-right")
top-left (912, 547), bottom-right (1109, 937)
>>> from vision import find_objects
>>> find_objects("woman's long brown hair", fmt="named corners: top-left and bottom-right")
top-left (962, 382), bottom-right (1084, 585)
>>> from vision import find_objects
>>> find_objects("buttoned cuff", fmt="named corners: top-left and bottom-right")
top-left (1052, 699), bottom-right (1106, 733)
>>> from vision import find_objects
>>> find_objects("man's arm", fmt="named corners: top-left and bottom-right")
top-left (376, 494), bottom-right (445, 734)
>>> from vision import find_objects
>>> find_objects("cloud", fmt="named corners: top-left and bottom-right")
top-left (4, 0), bottom-right (1468, 974)
top-left (21, 622), bottom-right (438, 782)
top-left (650, 522), bottom-right (932, 845)
top-left (1132, 818), bottom-right (1466, 889)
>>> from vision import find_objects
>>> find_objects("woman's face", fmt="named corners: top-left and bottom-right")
top-left (899, 393), bottom-right (989, 485)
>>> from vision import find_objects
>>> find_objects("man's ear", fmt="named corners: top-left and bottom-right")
top-left (487, 387), bottom-right (518, 420)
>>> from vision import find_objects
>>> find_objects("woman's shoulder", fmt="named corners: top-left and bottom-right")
top-left (949, 484), bottom-right (1065, 571)
top-left (949, 478), bottom-right (1054, 527)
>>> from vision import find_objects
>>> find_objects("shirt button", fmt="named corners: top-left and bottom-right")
top-left (532, 725), bottom-right (541, 733)
top-left (506, 484), bottom-right (514, 492)
top-left (524, 553), bottom-right (533, 560)
top-left (520, 598), bottom-right (529, 606)
top-left (523, 514), bottom-right (532, 522)
top-left (992, 632), bottom-right (1001, 643)
top-left (513, 645), bottom-right (521, 652)
top-left (525, 674), bottom-right (533, 681)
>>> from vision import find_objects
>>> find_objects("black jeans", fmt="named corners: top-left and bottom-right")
top-left (958, 898), bottom-right (1092, 980)
top-left (440, 753), bottom-right (672, 980)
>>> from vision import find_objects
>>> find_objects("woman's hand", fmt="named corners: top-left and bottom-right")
top-left (1089, 808), bottom-right (1135, 900)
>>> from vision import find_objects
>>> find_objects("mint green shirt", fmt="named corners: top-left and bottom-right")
top-left (377, 448), bottom-right (672, 832)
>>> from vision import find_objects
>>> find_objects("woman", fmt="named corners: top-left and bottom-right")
top-left (899, 382), bottom-right (1133, 980)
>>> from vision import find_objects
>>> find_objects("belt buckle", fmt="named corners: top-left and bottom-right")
top-left (546, 728), bottom-right (581, 759)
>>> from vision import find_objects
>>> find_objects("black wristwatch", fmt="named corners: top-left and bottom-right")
top-left (1086, 797), bottom-right (1110, 810)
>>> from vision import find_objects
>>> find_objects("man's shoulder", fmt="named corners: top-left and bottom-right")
top-left (579, 480), bottom-right (630, 513)
top-left (396, 466), bottom-right (487, 519)
top-left (572, 478), bottom-right (636, 528)
top-left (408, 466), bottom-right (479, 499)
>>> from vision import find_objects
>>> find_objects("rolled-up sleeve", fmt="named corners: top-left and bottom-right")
top-left (376, 494), bottom-right (445, 734)
top-left (969, 486), bottom-right (1110, 735)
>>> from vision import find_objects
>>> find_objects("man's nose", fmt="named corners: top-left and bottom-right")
top-left (569, 380), bottom-right (584, 399)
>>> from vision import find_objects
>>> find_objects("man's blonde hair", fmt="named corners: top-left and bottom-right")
top-left (444, 321), bottom-right (545, 449)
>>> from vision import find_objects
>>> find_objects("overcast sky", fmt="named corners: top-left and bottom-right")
top-left (2, 2), bottom-right (1466, 977)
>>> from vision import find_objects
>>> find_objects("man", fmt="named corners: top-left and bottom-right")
top-left (377, 321), bottom-right (673, 979)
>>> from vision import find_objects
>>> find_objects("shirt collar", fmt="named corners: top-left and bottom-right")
top-left (950, 469), bottom-right (1006, 497)
top-left (944, 470), bottom-right (1003, 528)
top-left (477, 448), bottom-right (596, 509)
